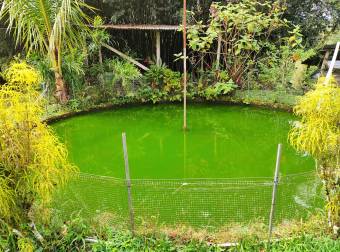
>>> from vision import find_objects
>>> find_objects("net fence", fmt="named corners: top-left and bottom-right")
top-left (53, 171), bottom-right (323, 229)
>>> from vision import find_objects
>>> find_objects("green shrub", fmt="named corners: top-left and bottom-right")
top-left (204, 81), bottom-right (237, 100)
top-left (104, 58), bottom-right (141, 95)
top-left (144, 64), bottom-right (167, 88)
top-left (144, 64), bottom-right (183, 101)
top-left (62, 48), bottom-right (86, 97)
top-left (187, 0), bottom-right (288, 87)
top-left (257, 27), bottom-right (318, 93)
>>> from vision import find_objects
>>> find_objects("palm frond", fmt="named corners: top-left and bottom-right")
top-left (0, 0), bottom-right (93, 61)
top-left (0, 0), bottom-right (50, 53)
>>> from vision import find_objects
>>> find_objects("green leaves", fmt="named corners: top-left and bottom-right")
top-left (105, 58), bottom-right (141, 90)
top-left (187, 0), bottom-right (288, 87)
top-left (187, 22), bottom-right (214, 52)
top-left (89, 16), bottom-right (110, 53)
top-left (288, 25), bottom-right (304, 48)
top-left (203, 72), bottom-right (237, 100)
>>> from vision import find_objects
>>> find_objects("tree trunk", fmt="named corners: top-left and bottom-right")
top-left (53, 46), bottom-right (68, 103)
top-left (55, 72), bottom-right (68, 104)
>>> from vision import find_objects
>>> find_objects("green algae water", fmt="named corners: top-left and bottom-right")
top-left (52, 104), bottom-right (321, 227)
top-left (53, 104), bottom-right (313, 178)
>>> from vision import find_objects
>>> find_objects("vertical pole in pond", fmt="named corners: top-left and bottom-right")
top-left (268, 143), bottom-right (282, 244)
top-left (122, 132), bottom-right (135, 235)
top-left (183, 0), bottom-right (187, 130)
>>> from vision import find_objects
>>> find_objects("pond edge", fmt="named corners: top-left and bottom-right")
top-left (44, 95), bottom-right (297, 124)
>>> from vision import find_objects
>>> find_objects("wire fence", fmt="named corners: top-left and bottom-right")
top-left (52, 170), bottom-right (323, 230)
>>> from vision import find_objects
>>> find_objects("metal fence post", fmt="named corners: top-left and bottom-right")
top-left (122, 132), bottom-right (135, 235)
top-left (268, 143), bottom-right (282, 244)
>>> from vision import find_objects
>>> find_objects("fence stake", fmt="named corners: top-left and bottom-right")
top-left (122, 132), bottom-right (135, 235)
top-left (268, 143), bottom-right (282, 244)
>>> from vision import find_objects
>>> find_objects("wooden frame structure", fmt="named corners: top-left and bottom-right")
top-left (96, 23), bottom-right (223, 74)
top-left (97, 24), bottom-right (180, 69)
top-left (94, 24), bottom-right (179, 30)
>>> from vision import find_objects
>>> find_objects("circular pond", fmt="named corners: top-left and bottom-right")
top-left (52, 104), bottom-right (321, 227)
top-left (53, 104), bottom-right (313, 178)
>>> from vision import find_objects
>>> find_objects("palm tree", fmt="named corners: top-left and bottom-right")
top-left (0, 0), bottom-right (93, 103)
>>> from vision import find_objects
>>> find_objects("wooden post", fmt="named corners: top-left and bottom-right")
top-left (325, 42), bottom-right (340, 84)
top-left (103, 43), bottom-right (149, 71)
top-left (98, 47), bottom-right (104, 86)
top-left (216, 33), bottom-right (222, 71)
top-left (268, 143), bottom-right (282, 244)
top-left (156, 31), bottom-right (161, 66)
top-left (183, 0), bottom-right (187, 130)
top-left (122, 132), bottom-right (135, 235)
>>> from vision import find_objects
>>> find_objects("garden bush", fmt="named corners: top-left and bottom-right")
top-left (0, 61), bottom-right (76, 227)
top-left (289, 76), bottom-right (340, 236)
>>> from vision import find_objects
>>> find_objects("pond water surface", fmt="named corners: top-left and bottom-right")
top-left (53, 104), bottom-right (314, 178)
top-left (52, 104), bottom-right (320, 227)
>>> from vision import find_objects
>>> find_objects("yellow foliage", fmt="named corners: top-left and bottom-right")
top-left (2, 61), bottom-right (42, 90)
top-left (289, 77), bottom-right (340, 158)
top-left (0, 62), bottom-right (77, 225)
top-left (289, 76), bottom-right (340, 232)
top-left (18, 238), bottom-right (35, 252)
top-left (0, 176), bottom-right (16, 221)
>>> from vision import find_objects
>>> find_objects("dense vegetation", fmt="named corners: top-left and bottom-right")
top-left (0, 62), bottom-right (76, 223)
top-left (289, 76), bottom-right (340, 233)
top-left (0, 62), bottom-right (77, 250)
top-left (0, 0), bottom-right (337, 110)
top-left (0, 0), bottom-right (93, 103)
top-left (1, 215), bottom-right (339, 251)
top-left (0, 0), bottom-right (339, 251)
